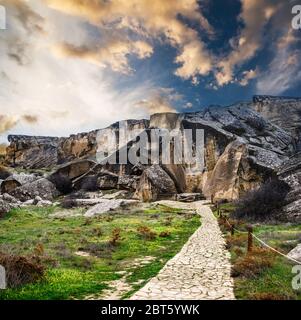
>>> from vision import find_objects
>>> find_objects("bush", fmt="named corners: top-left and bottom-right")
top-left (80, 176), bottom-right (98, 192)
top-left (159, 231), bottom-right (171, 238)
top-left (137, 226), bottom-right (156, 240)
top-left (233, 179), bottom-right (290, 220)
top-left (109, 228), bottom-right (122, 246)
top-left (49, 174), bottom-right (73, 195)
top-left (0, 252), bottom-right (45, 288)
top-left (231, 247), bottom-right (275, 278)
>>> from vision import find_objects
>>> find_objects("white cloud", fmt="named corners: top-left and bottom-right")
top-left (256, 30), bottom-right (301, 95)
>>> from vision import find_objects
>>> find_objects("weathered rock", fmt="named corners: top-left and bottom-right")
top-left (134, 165), bottom-right (177, 202)
top-left (176, 193), bottom-right (203, 202)
top-left (278, 152), bottom-right (301, 222)
top-left (97, 172), bottom-right (119, 190)
top-left (287, 244), bottom-right (301, 263)
top-left (0, 193), bottom-right (19, 204)
top-left (203, 141), bottom-right (263, 202)
top-left (252, 96), bottom-right (301, 149)
top-left (0, 200), bottom-right (13, 214)
top-left (84, 199), bottom-right (138, 217)
top-left (10, 178), bottom-right (58, 202)
top-left (5, 135), bottom-right (60, 169)
top-left (6, 120), bottom-right (149, 169)
top-left (50, 159), bottom-right (97, 182)
top-left (4, 95), bottom-right (299, 203)
top-left (1, 173), bottom-right (38, 194)
top-left (117, 175), bottom-right (139, 191)
top-left (101, 190), bottom-right (130, 200)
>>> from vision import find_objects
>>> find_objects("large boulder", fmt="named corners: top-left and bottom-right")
top-left (0, 200), bottom-right (13, 215)
top-left (10, 178), bottom-right (58, 201)
top-left (1, 173), bottom-right (38, 194)
top-left (97, 172), bottom-right (119, 190)
top-left (203, 141), bottom-right (263, 202)
top-left (134, 165), bottom-right (177, 202)
top-left (50, 159), bottom-right (96, 181)
top-left (0, 194), bottom-right (20, 215)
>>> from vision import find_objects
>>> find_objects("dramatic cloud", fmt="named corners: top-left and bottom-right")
top-left (134, 88), bottom-right (182, 114)
top-left (45, 0), bottom-right (213, 79)
top-left (215, 0), bottom-right (282, 86)
top-left (22, 115), bottom-right (39, 124)
top-left (257, 30), bottom-right (301, 95)
top-left (55, 39), bottom-right (153, 74)
top-left (239, 69), bottom-right (257, 86)
top-left (175, 40), bottom-right (212, 79)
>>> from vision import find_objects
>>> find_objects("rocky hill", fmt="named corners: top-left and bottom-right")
top-left (2, 95), bottom-right (301, 222)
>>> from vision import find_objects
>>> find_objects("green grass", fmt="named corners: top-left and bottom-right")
top-left (215, 203), bottom-right (301, 300)
top-left (0, 204), bottom-right (200, 300)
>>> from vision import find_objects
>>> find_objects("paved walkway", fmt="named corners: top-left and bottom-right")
top-left (130, 201), bottom-right (235, 300)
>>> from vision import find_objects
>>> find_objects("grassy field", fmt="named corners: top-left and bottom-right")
top-left (0, 204), bottom-right (200, 300)
top-left (215, 204), bottom-right (301, 300)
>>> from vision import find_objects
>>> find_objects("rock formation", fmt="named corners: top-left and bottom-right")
top-left (278, 152), bottom-right (301, 222)
top-left (3, 95), bottom-right (301, 215)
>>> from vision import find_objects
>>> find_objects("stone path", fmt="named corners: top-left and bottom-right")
top-left (130, 201), bottom-right (235, 300)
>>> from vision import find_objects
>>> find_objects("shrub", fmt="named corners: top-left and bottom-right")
top-left (137, 226), bottom-right (156, 240)
top-left (0, 252), bottom-right (45, 288)
top-left (233, 179), bottom-right (290, 220)
top-left (159, 231), bottom-right (171, 238)
top-left (231, 247), bottom-right (275, 278)
top-left (49, 174), bottom-right (73, 195)
top-left (80, 176), bottom-right (98, 192)
top-left (250, 293), bottom-right (294, 300)
top-left (109, 228), bottom-right (122, 246)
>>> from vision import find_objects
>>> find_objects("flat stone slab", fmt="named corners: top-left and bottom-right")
top-left (84, 199), bottom-right (138, 217)
top-left (130, 201), bottom-right (235, 300)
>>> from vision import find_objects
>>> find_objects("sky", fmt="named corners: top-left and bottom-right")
top-left (0, 0), bottom-right (301, 143)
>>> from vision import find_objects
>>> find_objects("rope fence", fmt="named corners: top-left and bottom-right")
top-left (216, 207), bottom-right (301, 265)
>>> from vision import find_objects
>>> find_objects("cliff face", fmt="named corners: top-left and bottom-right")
top-left (148, 101), bottom-right (295, 201)
top-left (6, 135), bottom-right (61, 169)
top-left (4, 95), bottom-right (300, 206)
top-left (252, 96), bottom-right (301, 149)
top-left (5, 119), bottom-right (149, 169)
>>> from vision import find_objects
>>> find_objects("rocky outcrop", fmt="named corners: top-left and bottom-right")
top-left (5, 135), bottom-right (60, 169)
top-left (1, 173), bottom-right (38, 194)
top-left (5, 120), bottom-right (149, 169)
top-left (10, 178), bottom-right (58, 201)
top-left (3, 95), bottom-right (300, 204)
top-left (252, 96), bottom-right (301, 149)
top-left (278, 152), bottom-right (301, 222)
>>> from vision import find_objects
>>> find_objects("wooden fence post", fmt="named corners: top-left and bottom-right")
top-left (247, 225), bottom-right (253, 252)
